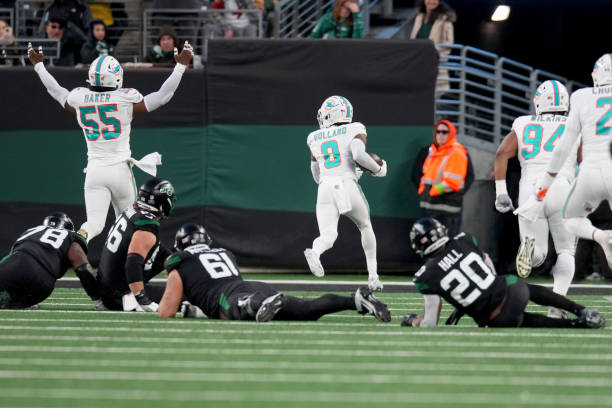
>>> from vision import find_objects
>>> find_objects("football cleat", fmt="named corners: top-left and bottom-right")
top-left (516, 236), bottom-right (535, 278)
top-left (304, 248), bottom-right (324, 278)
top-left (354, 287), bottom-right (391, 322)
top-left (578, 307), bottom-right (606, 329)
top-left (255, 293), bottom-right (285, 323)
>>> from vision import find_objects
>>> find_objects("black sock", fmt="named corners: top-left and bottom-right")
top-left (527, 284), bottom-right (584, 316)
top-left (521, 312), bottom-right (584, 328)
top-left (275, 294), bottom-right (355, 321)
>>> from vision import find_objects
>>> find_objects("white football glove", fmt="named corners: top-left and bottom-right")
top-left (533, 172), bottom-right (555, 201)
top-left (368, 276), bottom-right (383, 291)
top-left (494, 194), bottom-right (514, 213)
top-left (372, 160), bottom-right (387, 178)
top-left (134, 291), bottom-right (159, 312)
top-left (355, 167), bottom-right (363, 180)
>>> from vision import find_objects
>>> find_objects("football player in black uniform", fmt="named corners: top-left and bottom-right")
top-left (0, 212), bottom-right (100, 309)
top-left (96, 177), bottom-right (176, 312)
top-left (402, 217), bottom-right (605, 329)
top-left (158, 223), bottom-right (391, 323)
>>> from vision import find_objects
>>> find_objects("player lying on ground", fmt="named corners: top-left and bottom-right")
top-left (402, 217), bottom-right (605, 328)
top-left (28, 41), bottom-right (192, 243)
top-left (95, 177), bottom-right (176, 312)
top-left (158, 223), bottom-right (392, 322)
top-left (0, 212), bottom-right (100, 309)
top-left (304, 95), bottom-right (387, 291)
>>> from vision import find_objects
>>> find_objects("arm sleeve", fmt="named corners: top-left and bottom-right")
top-left (34, 62), bottom-right (70, 108)
top-left (350, 138), bottom-right (380, 173)
top-left (143, 63), bottom-right (187, 112)
top-left (421, 295), bottom-right (441, 327)
top-left (310, 161), bottom-right (320, 184)
top-left (548, 95), bottom-right (582, 174)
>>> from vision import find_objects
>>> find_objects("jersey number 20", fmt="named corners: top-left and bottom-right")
top-left (440, 252), bottom-right (495, 307)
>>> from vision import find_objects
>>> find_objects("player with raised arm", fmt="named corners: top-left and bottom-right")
top-left (494, 80), bottom-right (578, 317)
top-left (0, 212), bottom-right (101, 309)
top-left (401, 217), bottom-right (604, 329)
top-left (159, 223), bottom-right (391, 323)
top-left (531, 54), bottom-right (612, 270)
top-left (304, 96), bottom-right (387, 291)
top-left (96, 177), bottom-right (176, 312)
top-left (27, 41), bottom-right (193, 243)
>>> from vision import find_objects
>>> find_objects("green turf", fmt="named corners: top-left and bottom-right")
top-left (0, 289), bottom-right (611, 408)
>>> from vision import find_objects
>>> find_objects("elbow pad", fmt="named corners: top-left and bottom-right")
top-left (125, 253), bottom-right (145, 284)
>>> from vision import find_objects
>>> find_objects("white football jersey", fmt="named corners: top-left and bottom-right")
top-left (512, 114), bottom-right (577, 181)
top-left (307, 122), bottom-right (366, 180)
top-left (566, 86), bottom-right (612, 167)
top-left (66, 87), bottom-right (144, 165)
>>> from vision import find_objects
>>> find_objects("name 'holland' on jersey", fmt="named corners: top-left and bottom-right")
top-left (313, 126), bottom-right (347, 141)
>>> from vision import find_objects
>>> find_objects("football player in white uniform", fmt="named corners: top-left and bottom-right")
top-left (533, 54), bottom-right (612, 270)
top-left (304, 96), bottom-right (387, 291)
top-left (494, 80), bottom-right (578, 316)
top-left (27, 41), bottom-right (193, 243)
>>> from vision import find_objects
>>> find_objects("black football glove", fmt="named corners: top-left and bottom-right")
top-left (445, 308), bottom-right (465, 325)
top-left (400, 313), bottom-right (419, 327)
top-left (135, 290), bottom-right (158, 312)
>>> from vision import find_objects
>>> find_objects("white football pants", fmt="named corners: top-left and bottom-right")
top-left (518, 175), bottom-right (576, 294)
top-left (79, 162), bottom-right (137, 242)
top-left (311, 177), bottom-right (377, 276)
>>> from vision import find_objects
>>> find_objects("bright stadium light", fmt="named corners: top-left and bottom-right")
top-left (491, 5), bottom-right (510, 21)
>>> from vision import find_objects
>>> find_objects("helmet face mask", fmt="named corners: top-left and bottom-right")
top-left (317, 95), bottom-right (353, 128)
top-left (592, 54), bottom-right (612, 87)
top-left (533, 80), bottom-right (569, 115)
top-left (410, 217), bottom-right (449, 257)
top-left (136, 178), bottom-right (176, 219)
top-left (43, 212), bottom-right (75, 231)
top-left (87, 55), bottom-right (123, 89)
top-left (174, 223), bottom-right (212, 251)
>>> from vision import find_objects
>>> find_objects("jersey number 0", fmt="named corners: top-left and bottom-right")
top-left (440, 252), bottom-right (495, 307)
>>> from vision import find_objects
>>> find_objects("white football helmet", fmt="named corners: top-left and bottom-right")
top-left (592, 53), bottom-right (612, 87)
top-left (533, 80), bottom-right (569, 115)
top-left (87, 55), bottom-right (123, 89)
top-left (317, 95), bottom-right (353, 128)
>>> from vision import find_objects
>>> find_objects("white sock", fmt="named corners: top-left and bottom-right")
top-left (551, 253), bottom-right (575, 296)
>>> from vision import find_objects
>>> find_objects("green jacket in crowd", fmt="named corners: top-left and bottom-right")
top-left (309, 11), bottom-right (365, 39)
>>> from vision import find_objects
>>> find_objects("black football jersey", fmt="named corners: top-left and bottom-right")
top-left (10, 225), bottom-right (87, 279)
top-left (413, 232), bottom-right (506, 325)
top-left (98, 206), bottom-right (162, 291)
top-left (165, 244), bottom-right (246, 318)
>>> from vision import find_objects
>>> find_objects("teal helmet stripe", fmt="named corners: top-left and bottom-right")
top-left (338, 96), bottom-right (351, 118)
top-left (551, 80), bottom-right (560, 106)
top-left (95, 55), bottom-right (107, 86)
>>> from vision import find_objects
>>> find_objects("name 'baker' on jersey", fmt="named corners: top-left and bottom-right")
top-left (28, 41), bottom-right (193, 243)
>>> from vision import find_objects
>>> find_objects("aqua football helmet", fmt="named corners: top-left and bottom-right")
top-left (87, 55), bottom-right (123, 89)
top-left (317, 95), bottom-right (353, 128)
top-left (533, 80), bottom-right (569, 115)
top-left (592, 54), bottom-right (612, 87)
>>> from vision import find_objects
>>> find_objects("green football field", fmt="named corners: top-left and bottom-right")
top-left (1, 288), bottom-right (611, 408)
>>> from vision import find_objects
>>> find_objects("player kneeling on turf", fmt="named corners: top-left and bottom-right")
top-left (0, 212), bottom-right (101, 309)
top-left (402, 217), bottom-right (605, 329)
top-left (158, 223), bottom-right (392, 323)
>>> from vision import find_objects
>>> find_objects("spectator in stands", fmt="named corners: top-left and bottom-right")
top-left (263, 0), bottom-right (279, 37)
top-left (44, 15), bottom-right (88, 66)
top-left (409, 0), bottom-right (455, 90)
top-left (147, 25), bottom-right (179, 66)
top-left (39, 0), bottom-right (92, 37)
top-left (224, 0), bottom-right (259, 38)
top-left (310, 0), bottom-right (365, 39)
top-left (0, 19), bottom-right (19, 66)
top-left (417, 119), bottom-right (471, 237)
top-left (88, 2), bottom-right (128, 47)
top-left (574, 201), bottom-right (612, 282)
top-left (80, 19), bottom-right (113, 64)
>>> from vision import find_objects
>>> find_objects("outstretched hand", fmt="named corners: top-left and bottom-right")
top-left (174, 40), bottom-right (194, 66)
top-left (27, 42), bottom-right (44, 65)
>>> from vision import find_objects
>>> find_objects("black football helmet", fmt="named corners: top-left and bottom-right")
top-left (136, 177), bottom-right (176, 218)
top-left (43, 212), bottom-right (75, 231)
top-left (410, 217), bottom-right (449, 256)
top-left (174, 223), bottom-right (212, 251)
